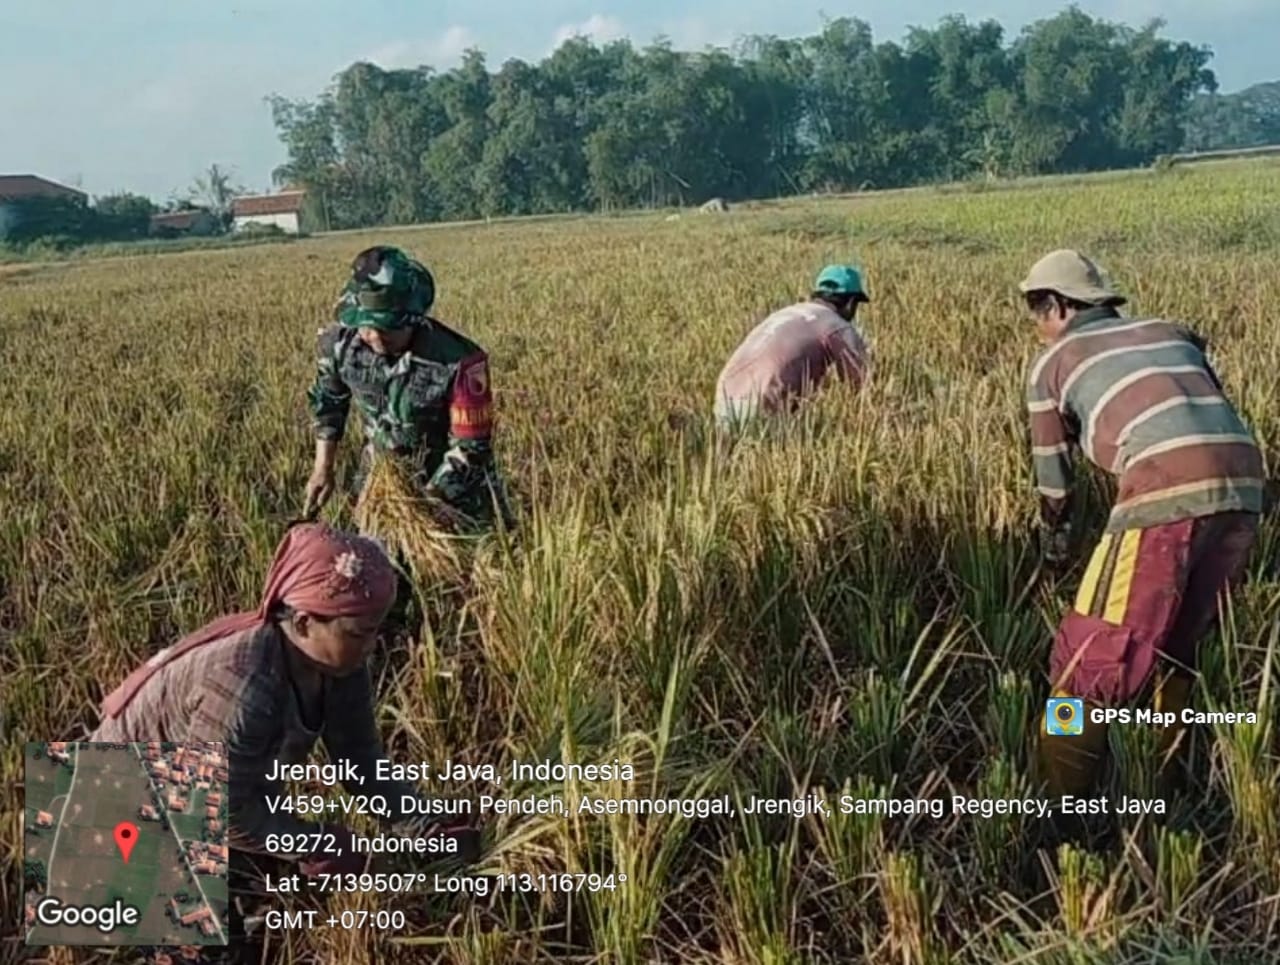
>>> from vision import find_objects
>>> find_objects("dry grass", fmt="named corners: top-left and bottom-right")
top-left (3, 159), bottom-right (1279, 963)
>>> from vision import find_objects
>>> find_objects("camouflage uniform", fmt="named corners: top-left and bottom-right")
top-left (306, 247), bottom-right (512, 529)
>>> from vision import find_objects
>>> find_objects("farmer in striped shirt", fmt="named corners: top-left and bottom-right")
top-left (89, 523), bottom-right (478, 937)
top-left (1022, 250), bottom-right (1265, 800)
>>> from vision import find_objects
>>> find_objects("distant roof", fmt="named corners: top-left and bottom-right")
top-left (151, 210), bottom-right (212, 230)
top-left (0, 174), bottom-right (86, 201)
top-left (231, 190), bottom-right (305, 217)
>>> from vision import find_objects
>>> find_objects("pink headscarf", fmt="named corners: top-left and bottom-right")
top-left (101, 523), bottom-right (397, 718)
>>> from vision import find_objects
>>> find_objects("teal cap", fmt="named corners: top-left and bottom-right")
top-left (813, 264), bottom-right (868, 301)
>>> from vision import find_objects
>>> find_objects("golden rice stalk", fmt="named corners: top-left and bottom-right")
top-left (353, 455), bottom-right (468, 593)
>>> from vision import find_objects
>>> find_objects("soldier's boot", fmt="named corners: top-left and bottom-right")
top-left (1153, 670), bottom-right (1195, 799)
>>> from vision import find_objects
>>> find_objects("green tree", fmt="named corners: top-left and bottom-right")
top-left (93, 193), bottom-right (156, 240)
top-left (800, 17), bottom-right (884, 191)
top-left (4, 194), bottom-right (94, 246)
top-left (738, 35), bottom-right (810, 195)
top-left (1110, 20), bottom-right (1214, 163)
top-left (25, 858), bottom-right (47, 890)
top-left (268, 93), bottom-right (343, 228)
top-left (187, 163), bottom-right (243, 225)
top-left (905, 17), bottom-right (1012, 179)
top-left (422, 49), bottom-right (492, 220)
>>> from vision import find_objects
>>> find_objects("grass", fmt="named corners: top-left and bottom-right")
top-left (0, 229), bottom-right (299, 266)
top-left (2, 157), bottom-right (1278, 963)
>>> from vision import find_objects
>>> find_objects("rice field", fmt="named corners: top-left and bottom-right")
top-left (3, 159), bottom-right (1279, 963)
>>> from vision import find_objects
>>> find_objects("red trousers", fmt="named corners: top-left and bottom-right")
top-left (1049, 511), bottom-right (1259, 704)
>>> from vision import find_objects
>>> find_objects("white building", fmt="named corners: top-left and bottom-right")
top-left (230, 190), bottom-right (306, 234)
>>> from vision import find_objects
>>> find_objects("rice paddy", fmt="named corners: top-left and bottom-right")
top-left (2, 159), bottom-right (1279, 963)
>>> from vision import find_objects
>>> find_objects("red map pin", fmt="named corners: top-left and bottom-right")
top-left (114, 821), bottom-right (139, 864)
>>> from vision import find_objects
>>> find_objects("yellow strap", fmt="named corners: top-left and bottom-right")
top-left (1102, 528), bottom-right (1142, 624)
top-left (1074, 532), bottom-right (1113, 614)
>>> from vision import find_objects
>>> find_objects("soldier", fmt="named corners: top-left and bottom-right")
top-left (303, 245), bottom-right (512, 530)
top-left (714, 264), bottom-right (871, 433)
top-left (1022, 250), bottom-right (1266, 799)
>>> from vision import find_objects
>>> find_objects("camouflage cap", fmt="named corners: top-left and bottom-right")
top-left (1019, 249), bottom-right (1126, 306)
top-left (335, 246), bottom-right (436, 330)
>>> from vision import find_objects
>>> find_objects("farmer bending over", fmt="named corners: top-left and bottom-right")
top-left (89, 523), bottom-right (479, 886)
top-left (714, 264), bottom-right (871, 433)
top-left (304, 245), bottom-right (513, 531)
top-left (1022, 249), bottom-right (1265, 799)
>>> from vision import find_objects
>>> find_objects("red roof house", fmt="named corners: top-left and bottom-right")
top-left (230, 190), bottom-right (305, 234)
top-left (0, 174), bottom-right (86, 203)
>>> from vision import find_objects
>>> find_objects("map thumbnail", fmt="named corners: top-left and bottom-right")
top-left (24, 741), bottom-right (229, 947)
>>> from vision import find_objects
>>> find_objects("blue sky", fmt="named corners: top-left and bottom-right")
top-left (2, 0), bottom-right (1276, 200)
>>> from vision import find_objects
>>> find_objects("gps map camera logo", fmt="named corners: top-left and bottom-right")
top-left (1045, 697), bottom-right (1084, 736)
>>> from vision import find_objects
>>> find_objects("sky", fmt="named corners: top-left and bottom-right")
top-left (2, 0), bottom-right (1276, 201)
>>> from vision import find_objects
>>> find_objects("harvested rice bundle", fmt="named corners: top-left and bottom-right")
top-left (353, 455), bottom-right (469, 595)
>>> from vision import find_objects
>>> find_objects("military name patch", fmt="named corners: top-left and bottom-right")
top-left (450, 403), bottom-right (493, 438)
top-left (448, 353), bottom-right (494, 439)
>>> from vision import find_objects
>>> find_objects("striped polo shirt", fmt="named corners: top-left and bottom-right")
top-left (1027, 306), bottom-right (1265, 532)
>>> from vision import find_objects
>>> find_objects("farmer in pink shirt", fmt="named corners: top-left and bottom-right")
top-left (714, 264), bottom-right (871, 431)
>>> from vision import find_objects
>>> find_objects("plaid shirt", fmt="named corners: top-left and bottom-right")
top-left (91, 624), bottom-right (435, 860)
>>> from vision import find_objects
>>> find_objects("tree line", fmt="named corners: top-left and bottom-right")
top-left (266, 6), bottom-right (1273, 230)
